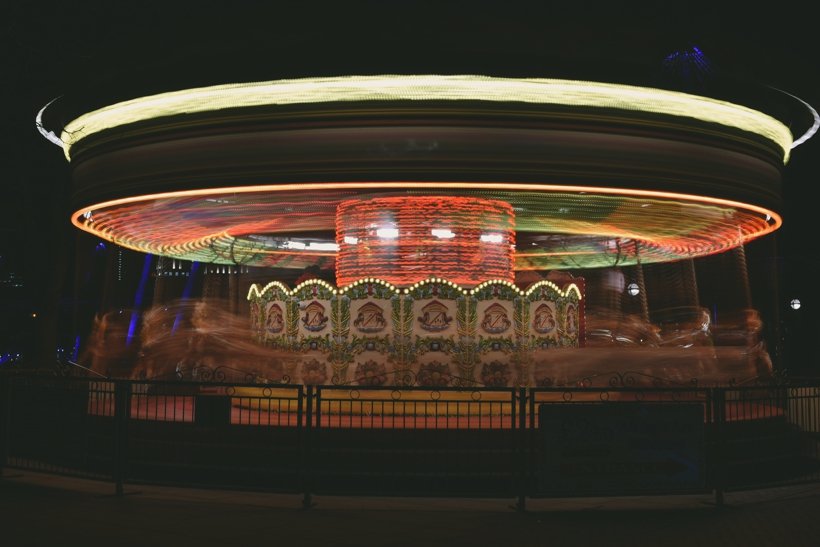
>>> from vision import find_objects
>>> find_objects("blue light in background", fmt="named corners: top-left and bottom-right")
top-left (172, 261), bottom-right (200, 334)
top-left (72, 335), bottom-right (80, 361)
top-left (662, 45), bottom-right (713, 92)
top-left (126, 254), bottom-right (154, 347)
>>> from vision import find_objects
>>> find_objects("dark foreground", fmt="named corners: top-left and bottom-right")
top-left (1, 471), bottom-right (819, 547)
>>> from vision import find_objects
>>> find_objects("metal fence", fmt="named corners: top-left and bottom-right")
top-left (1, 371), bottom-right (819, 509)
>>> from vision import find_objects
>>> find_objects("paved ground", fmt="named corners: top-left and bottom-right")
top-left (1, 470), bottom-right (819, 546)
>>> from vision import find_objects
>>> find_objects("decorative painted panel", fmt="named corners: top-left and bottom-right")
top-left (472, 280), bottom-right (522, 387)
top-left (341, 280), bottom-right (401, 386)
top-left (246, 276), bottom-right (584, 387)
top-left (405, 279), bottom-right (466, 387)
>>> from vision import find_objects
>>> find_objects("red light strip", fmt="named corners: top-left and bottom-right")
top-left (336, 196), bottom-right (515, 287)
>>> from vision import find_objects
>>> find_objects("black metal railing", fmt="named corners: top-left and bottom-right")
top-left (1, 370), bottom-right (818, 510)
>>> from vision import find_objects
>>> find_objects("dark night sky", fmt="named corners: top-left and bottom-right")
top-left (3, 1), bottom-right (820, 359)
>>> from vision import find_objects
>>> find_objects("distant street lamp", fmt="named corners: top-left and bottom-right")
top-left (627, 282), bottom-right (640, 296)
top-left (790, 298), bottom-right (802, 310)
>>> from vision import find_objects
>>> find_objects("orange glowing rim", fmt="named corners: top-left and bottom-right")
top-left (70, 181), bottom-right (780, 271)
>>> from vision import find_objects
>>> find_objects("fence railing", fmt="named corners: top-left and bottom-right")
top-left (1, 371), bottom-right (818, 510)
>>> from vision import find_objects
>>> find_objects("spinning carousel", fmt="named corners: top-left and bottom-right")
top-left (38, 75), bottom-right (816, 386)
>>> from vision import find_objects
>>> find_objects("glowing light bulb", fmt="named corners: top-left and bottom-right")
top-left (481, 233), bottom-right (503, 243)
top-left (376, 227), bottom-right (399, 239)
top-left (432, 228), bottom-right (455, 239)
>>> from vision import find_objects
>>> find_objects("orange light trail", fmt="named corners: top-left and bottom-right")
top-left (71, 181), bottom-right (780, 273)
top-left (335, 196), bottom-right (515, 287)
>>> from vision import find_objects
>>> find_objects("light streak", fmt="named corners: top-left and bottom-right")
top-left (58, 75), bottom-right (795, 162)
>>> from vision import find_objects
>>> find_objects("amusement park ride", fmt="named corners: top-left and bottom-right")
top-left (38, 73), bottom-right (817, 387)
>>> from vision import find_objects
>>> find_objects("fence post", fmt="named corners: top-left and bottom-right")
top-left (712, 387), bottom-right (726, 507)
top-left (113, 380), bottom-right (132, 496)
top-left (516, 387), bottom-right (528, 512)
top-left (301, 385), bottom-right (314, 509)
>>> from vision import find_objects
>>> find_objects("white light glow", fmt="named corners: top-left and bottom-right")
top-left (35, 97), bottom-right (65, 148)
top-left (481, 233), bottom-right (504, 243)
top-left (376, 228), bottom-right (399, 239)
top-left (343, 236), bottom-right (359, 245)
top-left (769, 86), bottom-right (820, 149)
top-left (307, 242), bottom-right (339, 251)
top-left (432, 228), bottom-right (455, 239)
